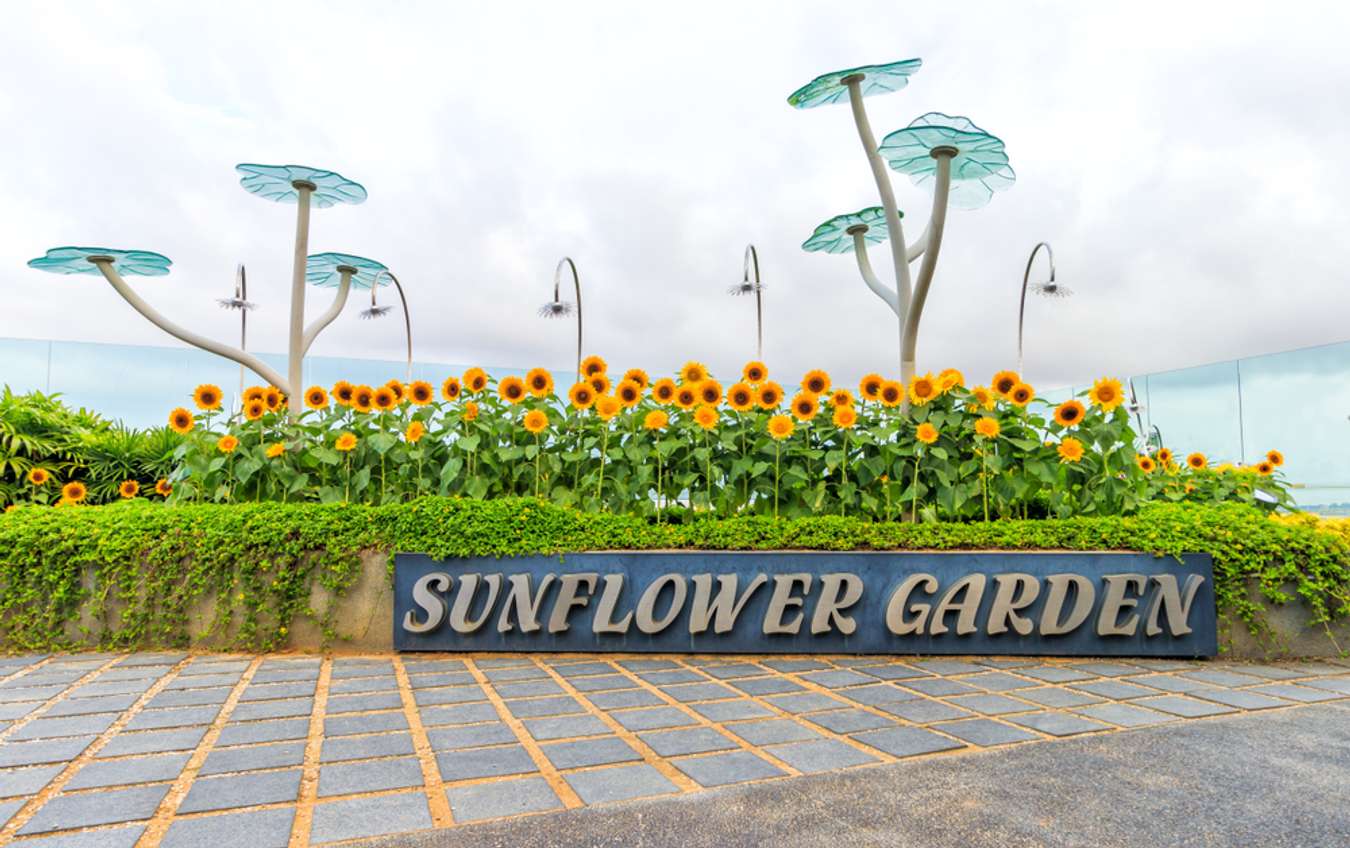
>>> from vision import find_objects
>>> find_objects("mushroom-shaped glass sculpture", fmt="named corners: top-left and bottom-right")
top-left (787, 59), bottom-right (922, 109)
top-left (879, 113), bottom-right (1015, 210)
top-left (306, 252), bottom-right (389, 289)
top-left (801, 207), bottom-right (890, 254)
top-left (234, 164), bottom-right (368, 208)
top-left (27, 246), bottom-right (172, 277)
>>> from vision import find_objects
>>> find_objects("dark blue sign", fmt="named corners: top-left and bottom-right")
top-left (393, 551), bottom-right (1217, 657)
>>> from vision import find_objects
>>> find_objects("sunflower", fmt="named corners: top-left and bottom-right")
top-left (644, 409), bottom-right (669, 430)
top-left (974, 417), bottom-right (1000, 438)
top-left (698, 380), bottom-right (723, 406)
top-left (1009, 383), bottom-right (1034, 407)
top-left (244, 399), bottom-right (266, 421)
top-left (801, 369), bottom-right (831, 396)
top-left (588, 373), bottom-right (611, 395)
top-left (523, 409), bottom-right (548, 434)
top-left (217, 434), bottom-right (239, 454)
top-left (463, 367), bottom-right (489, 393)
top-left (61, 481), bottom-right (87, 502)
top-left (1136, 455), bottom-right (1156, 473)
top-left (193, 384), bottom-right (223, 411)
top-left (405, 421), bottom-right (427, 443)
top-left (617, 380), bottom-right (643, 407)
top-left (581, 355), bottom-right (608, 378)
top-left (304, 386), bottom-right (328, 410)
top-left (331, 381), bottom-right (354, 406)
top-left (1053, 399), bottom-right (1085, 427)
top-left (651, 378), bottom-right (677, 404)
top-left (830, 389), bottom-right (854, 407)
top-left (694, 404), bottom-right (719, 430)
top-left (243, 385), bottom-right (267, 404)
top-left (1089, 377), bottom-right (1124, 412)
top-left (726, 382), bottom-right (755, 412)
top-left (352, 386), bottom-right (374, 413)
top-left (335, 432), bottom-right (358, 452)
top-left (117, 480), bottom-right (139, 499)
top-left (790, 392), bottom-right (819, 421)
top-left (743, 361), bottom-right (768, 384)
top-left (498, 376), bottom-right (527, 404)
top-left (680, 361), bottom-right (708, 384)
top-left (767, 414), bottom-right (795, 440)
top-left (859, 373), bottom-right (884, 401)
top-left (832, 405), bottom-right (857, 429)
top-left (1266, 449), bottom-right (1284, 467)
top-left (1217, 463), bottom-right (1234, 474)
top-left (568, 382), bottom-right (596, 410)
top-left (372, 387), bottom-right (398, 411)
top-left (879, 381), bottom-right (904, 407)
top-left (441, 377), bottom-right (462, 401)
top-left (154, 479), bottom-right (173, 497)
top-left (916, 422), bottom-right (939, 445)
top-left (1186, 452), bottom-right (1207, 470)
top-left (969, 386), bottom-right (995, 411)
top-left (1156, 447), bottom-right (1174, 465)
top-left (384, 380), bottom-right (406, 403)
top-left (674, 384), bottom-right (698, 410)
top-left (908, 373), bottom-right (938, 406)
top-left (525, 369), bottom-right (554, 398)
top-left (595, 394), bottom-right (622, 421)
top-left (408, 381), bottom-right (435, 405)
top-left (463, 401), bottom-right (480, 421)
top-left (937, 368), bottom-right (965, 393)
top-left (1256, 461), bottom-right (1274, 475)
top-left (168, 407), bottom-right (195, 434)
top-left (264, 387), bottom-right (283, 411)
top-left (1058, 438), bottom-right (1085, 464)
top-left (266, 442), bottom-right (285, 458)
top-left (26, 468), bottom-right (49, 486)
top-left (991, 370), bottom-right (1020, 397)
top-left (756, 381), bottom-right (784, 409)
top-left (622, 368), bottom-right (650, 389)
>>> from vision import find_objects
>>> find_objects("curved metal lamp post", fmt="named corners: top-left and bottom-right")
top-left (728, 244), bottom-right (765, 359)
top-left (539, 257), bottom-right (583, 382)
top-left (1017, 241), bottom-right (1070, 376)
top-left (217, 263), bottom-right (256, 404)
top-left (362, 269), bottom-right (413, 383)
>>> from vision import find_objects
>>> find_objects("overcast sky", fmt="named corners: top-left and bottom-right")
top-left (3, 1), bottom-right (1348, 392)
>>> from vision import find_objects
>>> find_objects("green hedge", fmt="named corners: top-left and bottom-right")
top-left (1, 498), bottom-right (1347, 652)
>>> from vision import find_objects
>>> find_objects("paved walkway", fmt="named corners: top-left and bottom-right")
top-left (0, 653), bottom-right (1346, 847)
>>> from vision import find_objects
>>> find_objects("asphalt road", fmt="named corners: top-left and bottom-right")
top-left (357, 702), bottom-right (1350, 848)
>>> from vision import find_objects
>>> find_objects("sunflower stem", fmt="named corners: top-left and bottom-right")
top-left (980, 445), bottom-right (989, 522)
top-left (595, 424), bottom-right (608, 510)
top-left (773, 440), bottom-right (781, 520)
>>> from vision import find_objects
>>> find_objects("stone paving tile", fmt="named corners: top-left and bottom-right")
top-left (946, 693), bottom-right (1036, 716)
top-left (250, 668), bottom-right (319, 685)
top-left (616, 659), bottom-right (679, 672)
top-left (689, 700), bottom-right (775, 722)
top-left (1074, 702), bottom-right (1174, 728)
top-left (323, 711), bottom-right (409, 737)
top-left (180, 767), bottom-right (302, 812)
top-left (161, 807), bottom-right (294, 848)
top-left (327, 692), bottom-right (404, 713)
top-left (1136, 695), bottom-right (1237, 718)
top-left (180, 660), bottom-right (250, 675)
top-left (1235, 665), bottom-right (1306, 681)
top-left (475, 658), bottom-right (531, 669)
top-left (438, 744), bottom-right (539, 780)
top-left (311, 792), bottom-right (434, 843)
top-left (731, 677), bottom-right (805, 696)
top-left (49, 692), bottom-right (143, 713)
top-left (0, 763), bottom-right (64, 797)
top-left (1071, 662), bottom-right (1140, 677)
top-left (839, 683), bottom-right (921, 706)
top-left (427, 723), bottom-right (517, 751)
top-left (1071, 679), bottom-right (1160, 700)
top-left (568, 675), bottom-right (634, 693)
top-left (763, 692), bottom-right (845, 714)
top-left (0, 798), bottom-right (23, 828)
top-left (701, 664), bottom-right (767, 680)
top-left (901, 678), bottom-right (982, 698)
top-left (328, 675), bottom-right (398, 695)
top-left (125, 705), bottom-right (221, 731)
top-left (98, 727), bottom-right (205, 758)
top-left (11, 712), bottom-right (119, 740)
top-left (146, 687), bottom-right (233, 709)
top-left (806, 708), bottom-right (899, 735)
top-left (768, 738), bottom-right (880, 773)
top-left (566, 763), bottom-right (680, 804)
top-left (329, 661), bottom-right (394, 679)
top-left (0, 702), bottom-right (39, 721)
top-left (1, 735), bottom-right (98, 767)
top-left (639, 727), bottom-right (737, 757)
top-left (483, 666), bottom-right (549, 683)
top-left (859, 664), bottom-right (932, 681)
top-left (853, 725), bottom-right (965, 758)
top-left (65, 751), bottom-right (191, 789)
top-left (321, 732), bottom-right (416, 762)
top-left (542, 737), bottom-right (642, 769)
top-left (876, 699), bottom-right (971, 724)
top-left (729, 719), bottom-right (821, 746)
top-left (1248, 683), bottom-right (1342, 703)
top-left (408, 671), bottom-right (476, 688)
top-left (553, 661), bottom-right (618, 678)
top-left (421, 702), bottom-right (500, 727)
top-left (799, 669), bottom-right (876, 688)
top-left (19, 783), bottom-right (170, 834)
top-left (912, 660), bottom-right (986, 676)
top-left (761, 659), bottom-right (830, 673)
top-left (505, 696), bottom-right (585, 719)
top-left (1123, 674), bottom-right (1216, 695)
top-left (240, 681), bottom-right (316, 701)
top-left (1180, 669), bottom-right (1266, 687)
top-left (523, 714), bottom-right (610, 741)
top-left (495, 680), bottom-right (565, 698)
top-left (1303, 677), bottom-right (1350, 695)
top-left (611, 707), bottom-right (697, 731)
top-left (445, 776), bottom-right (562, 822)
top-left (19, 823), bottom-right (146, 848)
top-left (1191, 688), bottom-right (1293, 710)
top-left (588, 690), bottom-right (665, 710)
top-left (1015, 687), bottom-right (1103, 708)
top-left (200, 740), bottom-right (308, 775)
top-left (319, 756), bottom-right (425, 797)
top-left (1013, 666), bottom-right (1096, 684)
top-left (0, 685), bottom-right (67, 703)
top-left (671, 750), bottom-right (787, 787)
top-left (962, 671), bottom-right (1039, 692)
top-left (163, 673), bottom-right (243, 690)
top-left (1008, 712), bottom-right (1112, 737)
top-left (932, 718), bottom-right (1039, 746)
top-left (414, 686), bottom-right (487, 707)
top-left (231, 698), bottom-right (315, 721)
top-left (217, 717), bottom-right (311, 746)
top-left (660, 681), bottom-right (739, 702)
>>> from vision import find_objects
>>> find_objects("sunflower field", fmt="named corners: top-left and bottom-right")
top-left (3, 357), bottom-right (1291, 522)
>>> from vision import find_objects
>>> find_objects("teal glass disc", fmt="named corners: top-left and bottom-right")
top-left (879, 113), bottom-right (1015, 209)
top-left (306, 252), bottom-right (389, 289)
top-left (787, 59), bottom-right (922, 109)
top-left (801, 207), bottom-right (893, 254)
top-left (27, 246), bottom-right (172, 276)
top-left (235, 164), bottom-right (368, 208)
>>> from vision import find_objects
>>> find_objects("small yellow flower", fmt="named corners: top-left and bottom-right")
top-left (699, 380), bottom-right (723, 406)
top-left (830, 389), bottom-right (854, 407)
top-left (595, 394), bottom-right (622, 421)
top-left (790, 392), bottom-right (819, 421)
top-left (832, 405), bottom-right (857, 429)
top-left (352, 385), bottom-right (374, 413)
top-left (726, 382), bottom-right (755, 412)
top-left (405, 421), bottom-right (427, 443)
top-left (440, 377), bottom-right (462, 401)
top-left (1256, 461), bottom-right (1274, 475)
top-left (908, 373), bottom-right (938, 406)
top-left (463, 401), bottom-right (480, 421)
top-left (1186, 452), bottom-right (1207, 470)
top-left (968, 385), bottom-right (995, 411)
top-left (26, 468), bottom-right (50, 486)
top-left (767, 414), bottom-right (795, 440)
top-left (694, 404), bottom-right (719, 430)
top-left (498, 376), bottom-right (527, 404)
top-left (879, 381), bottom-right (904, 408)
top-left (462, 367), bottom-right (489, 393)
top-left (801, 369), bottom-right (831, 395)
top-left (266, 442), bottom-right (285, 459)
top-left (674, 384), bottom-right (698, 410)
top-left (756, 381), bottom-right (784, 410)
top-left (859, 374), bottom-right (884, 401)
top-left (581, 355), bottom-right (608, 377)
top-left (622, 368), bottom-right (650, 389)
top-left (916, 422), bottom-right (939, 445)
top-left (974, 417), bottom-right (1000, 439)
top-left (243, 400), bottom-right (266, 421)
top-left (1089, 377), bottom-right (1124, 411)
top-left (617, 380), bottom-right (643, 407)
top-left (1266, 449), bottom-right (1284, 467)
top-left (193, 384), bottom-right (223, 411)
top-left (742, 361), bottom-right (768, 384)
top-left (680, 361), bottom-right (708, 384)
top-left (155, 479), bottom-right (173, 496)
top-left (938, 368), bottom-right (964, 393)
top-left (408, 380), bottom-right (435, 405)
top-left (1053, 399), bottom-right (1085, 427)
top-left (217, 434), bottom-right (239, 453)
top-left (372, 387), bottom-right (397, 411)
top-left (335, 432), bottom-right (358, 452)
top-left (524, 369), bottom-right (554, 398)
top-left (62, 481), bottom-right (88, 502)
top-left (588, 373), bottom-right (611, 396)
top-left (523, 409), bottom-right (548, 434)
top-left (1058, 437), bottom-right (1085, 463)
top-left (304, 386), bottom-right (328, 410)
top-left (991, 370), bottom-right (1020, 397)
top-left (643, 409), bottom-right (669, 430)
top-left (1009, 383), bottom-right (1034, 407)
top-left (118, 480), bottom-right (140, 498)
top-left (1136, 455), bottom-right (1156, 473)
top-left (168, 407), bottom-right (195, 434)
top-left (651, 379), bottom-right (677, 405)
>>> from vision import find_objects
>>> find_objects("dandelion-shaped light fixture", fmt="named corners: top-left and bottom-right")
top-left (728, 244), bottom-right (765, 359)
top-left (540, 257), bottom-right (582, 382)
top-left (361, 269), bottom-right (412, 383)
top-left (1017, 241), bottom-right (1069, 376)
top-left (217, 263), bottom-right (257, 403)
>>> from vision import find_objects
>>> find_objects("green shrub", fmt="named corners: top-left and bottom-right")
top-left (1, 498), bottom-right (1345, 652)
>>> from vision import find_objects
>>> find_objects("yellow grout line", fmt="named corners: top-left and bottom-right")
top-left (530, 658), bottom-right (701, 793)
top-left (393, 655), bottom-right (454, 827)
top-left (133, 655), bottom-right (265, 848)
top-left (463, 658), bottom-right (584, 809)
top-left (286, 655), bottom-right (333, 848)
top-left (0, 655), bottom-right (123, 745)
top-left (0, 655), bottom-right (189, 842)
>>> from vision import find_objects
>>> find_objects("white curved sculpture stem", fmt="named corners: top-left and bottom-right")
top-left (91, 259), bottom-right (291, 394)
top-left (850, 231), bottom-right (899, 315)
top-left (286, 183), bottom-right (314, 418)
top-left (900, 150), bottom-right (955, 396)
top-left (301, 270), bottom-right (353, 358)
top-left (905, 223), bottom-right (930, 263)
top-left (553, 257), bottom-right (583, 382)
